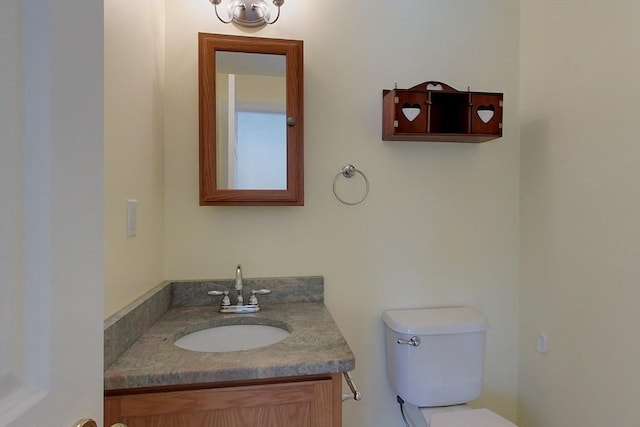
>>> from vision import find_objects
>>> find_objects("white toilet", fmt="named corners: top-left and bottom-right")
top-left (383, 307), bottom-right (517, 427)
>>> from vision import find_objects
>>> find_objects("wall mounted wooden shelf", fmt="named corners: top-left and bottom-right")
top-left (382, 81), bottom-right (503, 143)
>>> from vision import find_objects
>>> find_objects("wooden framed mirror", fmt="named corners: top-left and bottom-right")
top-left (199, 33), bottom-right (304, 206)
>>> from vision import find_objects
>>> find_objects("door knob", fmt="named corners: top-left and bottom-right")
top-left (74, 419), bottom-right (127, 427)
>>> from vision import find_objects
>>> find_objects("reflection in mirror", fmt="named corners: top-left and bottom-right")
top-left (199, 33), bottom-right (303, 206)
top-left (215, 51), bottom-right (286, 190)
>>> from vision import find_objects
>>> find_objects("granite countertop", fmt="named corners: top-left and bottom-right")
top-left (104, 295), bottom-right (355, 391)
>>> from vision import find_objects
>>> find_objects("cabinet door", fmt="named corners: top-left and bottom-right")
top-left (393, 90), bottom-right (429, 134)
top-left (105, 379), bottom-right (338, 427)
top-left (470, 93), bottom-right (503, 135)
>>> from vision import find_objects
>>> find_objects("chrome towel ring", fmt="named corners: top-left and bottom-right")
top-left (333, 164), bottom-right (369, 206)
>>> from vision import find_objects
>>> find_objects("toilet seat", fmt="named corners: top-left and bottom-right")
top-left (430, 408), bottom-right (517, 427)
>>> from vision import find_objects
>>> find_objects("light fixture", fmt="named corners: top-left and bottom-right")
top-left (209, 0), bottom-right (285, 28)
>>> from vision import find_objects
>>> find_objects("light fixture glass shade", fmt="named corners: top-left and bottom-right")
top-left (210, 0), bottom-right (284, 27)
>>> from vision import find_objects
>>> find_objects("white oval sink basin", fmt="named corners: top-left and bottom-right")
top-left (174, 324), bottom-right (289, 353)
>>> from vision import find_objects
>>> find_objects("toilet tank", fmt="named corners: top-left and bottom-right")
top-left (383, 307), bottom-right (487, 407)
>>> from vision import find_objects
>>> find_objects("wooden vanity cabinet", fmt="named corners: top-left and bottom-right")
top-left (105, 374), bottom-right (342, 427)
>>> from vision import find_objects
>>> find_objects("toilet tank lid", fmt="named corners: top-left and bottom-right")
top-left (383, 307), bottom-right (487, 335)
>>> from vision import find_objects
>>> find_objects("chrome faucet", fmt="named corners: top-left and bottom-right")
top-left (235, 265), bottom-right (244, 305)
top-left (207, 265), bottom-right (271, 313)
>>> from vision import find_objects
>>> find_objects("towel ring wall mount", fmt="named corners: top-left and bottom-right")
top-left (332, 164), bottom-right (369, 206)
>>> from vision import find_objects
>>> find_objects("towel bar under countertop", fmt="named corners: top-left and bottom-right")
top-left (342, 371), bottom-right (362, 401)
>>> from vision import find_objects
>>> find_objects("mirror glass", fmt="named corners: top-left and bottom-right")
top-left (215, 51), bottom-right (286, 190)
top-left (199, 33), bottom-right (303, 206)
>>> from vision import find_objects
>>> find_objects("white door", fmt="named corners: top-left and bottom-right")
top-left (0, 1), bottom-right (104, 426)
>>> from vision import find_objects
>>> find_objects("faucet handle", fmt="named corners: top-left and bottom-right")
top-left (248, 289), bottom-right (271, 305)
top-left (208, 290), bottom-right (231, 306)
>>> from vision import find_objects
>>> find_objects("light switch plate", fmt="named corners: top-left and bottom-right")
top-left (126, 199), bottom-right (137, 237)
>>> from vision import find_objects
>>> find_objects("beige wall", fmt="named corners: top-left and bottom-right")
top-left (103, 0), bottom-right (166, 317)
top-left (163, 1), bottom-right (520, 426)
top-left (519, 2), bottom-right (640, 426)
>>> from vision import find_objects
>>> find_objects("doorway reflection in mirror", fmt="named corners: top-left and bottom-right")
top-left (215, 51), bottom-right (287, 190)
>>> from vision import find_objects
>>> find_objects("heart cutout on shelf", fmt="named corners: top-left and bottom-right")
top-left (402, 103), bottom-right (421, 122)
top-left (426, 83), bottom-right (443, 91)
top-left (477, 105), bottom-right (495, 123)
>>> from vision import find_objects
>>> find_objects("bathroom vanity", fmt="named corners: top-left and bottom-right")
top-left (105, 374), bottom-right (341, 426)
top-left (103, 277), bottom-right (355, 427)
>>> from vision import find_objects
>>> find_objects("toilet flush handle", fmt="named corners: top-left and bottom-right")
top-left (397, 336), bottom-right (421, 346)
